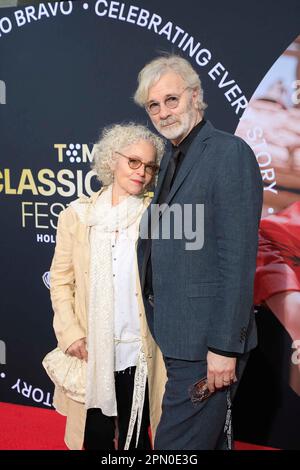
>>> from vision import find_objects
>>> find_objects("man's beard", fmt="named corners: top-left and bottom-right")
top-left (155, 107), bottom-right (197, 142)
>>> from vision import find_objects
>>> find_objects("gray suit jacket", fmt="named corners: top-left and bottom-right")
top-left (138, 120), bottom-right (263, 360)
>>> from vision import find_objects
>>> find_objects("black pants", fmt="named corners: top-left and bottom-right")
top-left (84, 367), bottom-right (151, 450)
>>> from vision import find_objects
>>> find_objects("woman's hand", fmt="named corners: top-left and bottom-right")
top-left (66, 337), bottom-right (88, 361)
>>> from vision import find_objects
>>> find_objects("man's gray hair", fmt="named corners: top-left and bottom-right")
top-left (92, 122), bottom-right (165, 186)
top-left (134, 54), bottom-right (207, 112)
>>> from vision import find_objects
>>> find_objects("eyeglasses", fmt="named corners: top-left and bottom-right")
top-left (145, 86), bottom-right (191, 115)
top-left (115, 151), bottom-right (159, 176)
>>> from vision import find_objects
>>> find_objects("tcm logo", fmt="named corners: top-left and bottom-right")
top-left (54, 143), bottom-right (95, 164)
top-left (0, 80), bottom-right (6, 104)
top-left (42, 271), bottom-right (51, 290)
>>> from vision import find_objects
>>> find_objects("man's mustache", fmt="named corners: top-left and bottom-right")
top-left (159, 117), bottom-right (178, 127)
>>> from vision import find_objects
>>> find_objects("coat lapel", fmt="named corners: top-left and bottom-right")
top-left (159, 120), bottom-right (214, 213)
top-left (151, 147), bottom-right (172, 205)
top-left (137, 147), bottom-right (171, 259)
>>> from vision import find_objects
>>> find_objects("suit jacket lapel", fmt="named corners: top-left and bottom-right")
top-left (137, 147), bottom-right (171, 257)
top-left (161, 120), bottom-right (214, 209)
top-left (138, 148), bottom-right (171, 248)
top-left (151, 147), bottom-right (172, 205)
top-left (137, 150), bottom-right (173, 290)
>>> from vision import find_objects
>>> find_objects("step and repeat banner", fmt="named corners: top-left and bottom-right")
top-left (0, 0), bottom-right (299, 449)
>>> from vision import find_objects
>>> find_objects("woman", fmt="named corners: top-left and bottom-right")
top-left (49, 123), bottom-right (166, 450)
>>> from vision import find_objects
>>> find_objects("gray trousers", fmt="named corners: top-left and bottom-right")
top-left (154, 354), bottom-right (249, 450)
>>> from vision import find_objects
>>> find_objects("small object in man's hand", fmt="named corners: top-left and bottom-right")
top-left (189, 377), bottom-right (214, 404)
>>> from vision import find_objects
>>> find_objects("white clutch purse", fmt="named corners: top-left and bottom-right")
top-left (42, 347), bottom-right (86, 403)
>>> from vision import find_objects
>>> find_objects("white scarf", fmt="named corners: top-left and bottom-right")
top-left (85, 185), bottom-right (145, 418)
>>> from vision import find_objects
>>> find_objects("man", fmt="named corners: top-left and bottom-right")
top-left (134, 55), bottom-right (263, 450)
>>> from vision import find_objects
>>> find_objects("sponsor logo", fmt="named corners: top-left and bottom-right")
top-left (42, 271), bottom-right (50, 290)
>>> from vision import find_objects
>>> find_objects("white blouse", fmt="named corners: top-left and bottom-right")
top-left (112, 222), bottom-right (141, 372)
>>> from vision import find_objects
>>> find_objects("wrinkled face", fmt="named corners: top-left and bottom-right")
top-left (112, 139), bottom-right (157, 198)
top-left (146, 71), bottom-right (200, 145)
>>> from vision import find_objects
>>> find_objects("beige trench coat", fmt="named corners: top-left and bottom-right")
top-left (50, 188), bottom-right (166, 450)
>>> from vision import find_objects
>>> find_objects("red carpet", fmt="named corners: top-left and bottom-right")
top-left (0, 402), bottom-right (68, 450)
top-left (0, 402), bottom-right (276, 450)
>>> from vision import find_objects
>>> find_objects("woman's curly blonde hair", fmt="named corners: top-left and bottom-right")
top-left (92, 122), bottom-right (165, 186)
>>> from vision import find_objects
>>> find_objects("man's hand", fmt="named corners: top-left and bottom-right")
top-left (206, 351), bottom-right (237, 392)
top-left (66, 337), bottom-right (88, 361)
